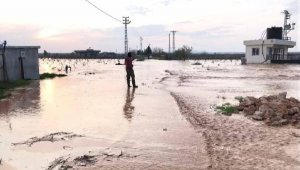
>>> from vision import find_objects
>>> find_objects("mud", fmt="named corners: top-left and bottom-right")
top-left (47, 156), bottom-right (70, 170)
top-left (292, 132), bottom-right (300, 137)
top-left (171, 93), bottom-right (300, 169)
top-left (161, 60), bottom-right (300, 169)
top-left (12, 132), bottom-right (84, 147)
top-left (48, 149), bottom-right (139, 169)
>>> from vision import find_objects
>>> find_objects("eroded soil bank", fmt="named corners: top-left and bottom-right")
top-left (161, 60), bottom-right (300, 169)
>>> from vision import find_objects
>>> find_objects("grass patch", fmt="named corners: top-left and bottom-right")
top-left (0, 89), bottom-right (5, 99)
top-left (40, 73), bottom-right (67, 80)
top-left (0, 80), bottom-right (30, 99)
top-left (216, 103), bottom-right (238, 116)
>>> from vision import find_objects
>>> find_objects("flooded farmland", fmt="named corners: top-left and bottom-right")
top-left (1, 59), bottom-right (300, 169)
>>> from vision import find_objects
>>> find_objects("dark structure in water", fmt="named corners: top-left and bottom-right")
top-left (74, 48), bottom-right (101, 57)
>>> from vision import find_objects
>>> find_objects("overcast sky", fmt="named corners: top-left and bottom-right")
top-left (0, 0), bottom-right (299, 53)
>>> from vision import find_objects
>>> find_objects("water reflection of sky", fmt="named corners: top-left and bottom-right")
top-left (0, 81), bottom-right (41, 117)
top-left (1, 59), bottom-right (300, 126)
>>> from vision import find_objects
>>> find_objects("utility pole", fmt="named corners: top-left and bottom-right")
top-left (123, 16), bottom-right (131, 54)
top-left (140, 36), bottom-right (143, 51)
top-left (168, 33), bottom-right (171, 54)
top-left (170, 30), bottom-right (177, 52)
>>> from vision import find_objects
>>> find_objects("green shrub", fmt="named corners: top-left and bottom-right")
top-left (40, 73), bottom-right (67, 80)
top-left (216, 103), bottom-right (238, 116)
top-left (0, 89), bottom-right (5, 99)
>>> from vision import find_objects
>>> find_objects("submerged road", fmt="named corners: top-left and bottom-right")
top-left (1, 59), bottom-right (300, 169)
top-left (0, 60), bottom-right (210, 169)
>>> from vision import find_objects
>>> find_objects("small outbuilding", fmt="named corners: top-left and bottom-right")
top-left (243, 10), bottom-right (297, 64)
top-left (0, 46), bottom-right (40, 81)
top-left (243, 39), bottom-right (296, 63)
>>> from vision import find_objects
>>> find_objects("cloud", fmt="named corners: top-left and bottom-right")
top-left (38, 27), bottom-right (125, 52)
top-left (161, 0), bottom-right (175, 6)
top-left (0, 23), bottom-right (241, 53)
top-left (128, 6), bottom-right (152, 16)
top-left (0, 24), bottom-right (41, 46)
top-left (174, 20), bottom-right (193, 25)
top-left (182, 26), bottom-right (236, 38)
top-left (286, 0), bottom-right (299, 14)
top-left (129, 25), bottom-right (167, 36)
top-left (0, 24), bottom-right (122, 52)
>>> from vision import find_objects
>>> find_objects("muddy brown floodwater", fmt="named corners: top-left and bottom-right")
top-left (1, 59), bottom-right (300, 169)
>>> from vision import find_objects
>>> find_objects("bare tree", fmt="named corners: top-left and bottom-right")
top-left (175, 45), bottom-right (193, 60)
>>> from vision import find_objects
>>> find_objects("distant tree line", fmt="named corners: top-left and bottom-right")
top-left (142, 45), bottom-right (243, 60)
top-left (40, 46), bottom-right (254, 60)
top-left (136, 45), bottom-right (193, 60)
top-left (40, 50), bottom-right (124, 59)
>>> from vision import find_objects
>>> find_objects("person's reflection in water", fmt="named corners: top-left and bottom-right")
top-left (123, 88), bottom-right (136, 121)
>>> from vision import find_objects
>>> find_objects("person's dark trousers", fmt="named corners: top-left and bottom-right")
top-left (126, 68), bottom-right (136, 87)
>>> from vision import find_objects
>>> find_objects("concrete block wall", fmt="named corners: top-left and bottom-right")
top-left (0, 46), bottom-right (40, 81)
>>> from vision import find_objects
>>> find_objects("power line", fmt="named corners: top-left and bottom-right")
top-left (83, 0), bottom-right (122, 23)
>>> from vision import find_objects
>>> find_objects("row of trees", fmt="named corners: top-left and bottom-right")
top-left (135, 45), bottom-right (193, 60)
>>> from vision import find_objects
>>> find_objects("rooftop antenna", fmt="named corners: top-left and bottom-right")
top-left (170, 30), bottom-right (177, 52)
top-left (282, 10), bottom-right (296, 40)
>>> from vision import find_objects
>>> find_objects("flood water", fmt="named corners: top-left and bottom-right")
top-left (1, 59), bottom-right (300, 169)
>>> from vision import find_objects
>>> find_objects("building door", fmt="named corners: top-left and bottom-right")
top-left (19, 51), bottom-right (26, 80)
top-left (267, 48), bottom-right (273, 60)
top-left (273, 48), bottom-right (284, 60)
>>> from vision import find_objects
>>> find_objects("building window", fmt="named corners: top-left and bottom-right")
top-left (252, 48), bottom-right (259, 56)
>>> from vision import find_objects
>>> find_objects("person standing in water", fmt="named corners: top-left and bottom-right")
top-left (125, 52), bottom-right (138, 88)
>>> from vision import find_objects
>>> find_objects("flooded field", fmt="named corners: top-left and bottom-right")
top-left (1, 59), bottom-right (300, 169)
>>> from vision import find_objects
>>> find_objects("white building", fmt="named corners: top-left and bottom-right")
top-left (243, 39), bottom-right (296, 64)
top-left (243, 10), bottom-right (296, 64)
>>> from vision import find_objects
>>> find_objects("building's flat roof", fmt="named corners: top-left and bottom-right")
top-left (244, 39), bottom-right (296, 47)
top-left (0, 46), bottom-right (40, 49)
top-left (74, 50), bottom-right (101, 52)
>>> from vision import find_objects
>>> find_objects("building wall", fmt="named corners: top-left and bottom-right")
top-left (245, 44), bottom-right (291, 64)
top-left (244, 39), bottom-right (296, 64)
top-left (245, 45), bottom-right (270, 64)
top-left (0, 47), bottom-right (39, 81)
